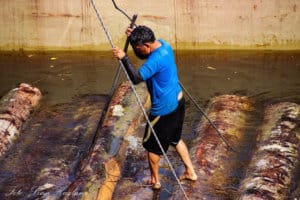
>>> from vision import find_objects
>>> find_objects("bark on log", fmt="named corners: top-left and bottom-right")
top-left (238, 102), bottom-right (300, 200)
top-left (0, 94), bottom-right (107, 199)
top-left (0, 83), bottom-right (42, 157)
top-left (62, 81), bottom-right (150, 200)
top-left (177, 95), bottom-right (253, 199)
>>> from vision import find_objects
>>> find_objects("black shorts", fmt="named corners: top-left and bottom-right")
top-left (142, 97), bottom-right (185, 155)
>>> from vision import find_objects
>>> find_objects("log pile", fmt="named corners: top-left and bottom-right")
top-left (1, 82), bottom-right (299, 199)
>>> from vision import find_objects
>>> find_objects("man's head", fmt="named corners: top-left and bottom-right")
top-left (129, 26), bottom-right (156, 59)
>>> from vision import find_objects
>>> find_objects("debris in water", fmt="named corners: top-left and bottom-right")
top-left (207, 66), bottom-right (216, 70)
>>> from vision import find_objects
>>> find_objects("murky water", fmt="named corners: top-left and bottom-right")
top-left (0, 50), bottom-right (299, 199)
top-left (0, 50), bottom-right (299, 105)
top-left (0, 51), bottom-right (116, 105)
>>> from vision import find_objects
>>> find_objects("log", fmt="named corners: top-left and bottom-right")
top-left (0, 94), bottom-right (107, 199)
top-left (0, 83), bottom-right (42, 157)
top-left (176, 95), bottom-right (253, 199)
top-left (238, 102), bottom-right (300, 200)
top-left (62, 81), bottom-right (150, 200)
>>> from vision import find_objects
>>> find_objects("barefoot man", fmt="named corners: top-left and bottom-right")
top-left (112, 25), bottom-right (197, 189)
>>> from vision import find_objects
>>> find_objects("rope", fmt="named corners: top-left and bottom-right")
top-left (179, 81), bottom-right (237, 152)
top-left (109, 0), bottom-right (236, 154)
top-left (90, 0), bottom-right (189, 199)
top-left (108, 14), bottom-right (137, 101)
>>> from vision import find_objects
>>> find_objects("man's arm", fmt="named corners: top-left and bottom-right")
top-left (112, 47), bottom-right (143, 84)
top-left (121, 55), bottom-right (143, 84)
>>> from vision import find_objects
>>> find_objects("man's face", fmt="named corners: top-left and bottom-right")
top-left (133, 43), bottom-right (151, 60)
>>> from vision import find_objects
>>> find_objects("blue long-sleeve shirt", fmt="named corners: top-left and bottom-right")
top-left (139, 39), bottom-right (181, 116)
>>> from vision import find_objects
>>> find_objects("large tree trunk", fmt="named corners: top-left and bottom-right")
top-left (238, 102), bottom-right (300, 200)
top-left (176, 95), bottom-right (253, 199)
top-left (0, 83), bottom-right (42, 157)
top-left (62, 81), bottom-right (150, 200)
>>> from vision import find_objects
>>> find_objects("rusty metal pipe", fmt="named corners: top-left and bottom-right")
top-left (108, 14), bottom-right (137, 101)
top-left (112, 0), bottom-right (134, 22)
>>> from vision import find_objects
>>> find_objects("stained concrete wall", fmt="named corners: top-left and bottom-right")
top-left (0, 0), bottom-right (299, 51)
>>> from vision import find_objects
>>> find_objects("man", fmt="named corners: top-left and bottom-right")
top-left (112, 25), bottom-right (197, 190)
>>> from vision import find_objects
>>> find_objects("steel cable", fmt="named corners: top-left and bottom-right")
top-left (109, 0), bottom-right (236, 153)
top-left (90, 0), bottom-right (189, 199)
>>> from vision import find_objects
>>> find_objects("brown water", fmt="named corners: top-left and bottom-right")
top-left (0, 50), bottom-right (299, 199)
top-left (0, 51), bottom-right (299, 105)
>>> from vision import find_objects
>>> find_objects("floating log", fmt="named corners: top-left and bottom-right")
top-left (175, 95), bottom-right (253, 199)
top-left (62, 81), bottom-right (150, 200)
top-left (0, 83), bottom-right (42, 157)
top-left (0, 94), bottom-right (107, 200)
top-left (238, 102), bottom-right (300, 200)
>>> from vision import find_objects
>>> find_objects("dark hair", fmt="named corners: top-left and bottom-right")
top-left (129, 26), bottom-right (156, 46)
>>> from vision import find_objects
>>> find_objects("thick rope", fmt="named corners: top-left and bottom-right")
top-left (90, 0), bottom-right (189, 199)
top-left (109, 0), bottom-right (236, 154)
top-left (179, 82), bottom-right (237, 152)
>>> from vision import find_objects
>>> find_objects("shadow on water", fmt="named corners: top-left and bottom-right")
top-left (0, 50), bottom-right (299, 199)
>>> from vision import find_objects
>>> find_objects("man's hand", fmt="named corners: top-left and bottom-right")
top-left (125, 27), bottom-right (134, 37)
top-left (112, 47), bottom-right (126, 60)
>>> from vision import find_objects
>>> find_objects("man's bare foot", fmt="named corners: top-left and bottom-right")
top-left (152, 182), bottom-right (161, 190)
top-left (179, 172), bottom-right (198, 181)
top-left (146, 179), bottom-right (161, 190)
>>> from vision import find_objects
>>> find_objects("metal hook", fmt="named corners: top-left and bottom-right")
top-left (112, 0), bottom-right (133, 22)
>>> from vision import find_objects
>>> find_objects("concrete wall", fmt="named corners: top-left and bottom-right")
top-left (0, 0), bottom-right (299, 51)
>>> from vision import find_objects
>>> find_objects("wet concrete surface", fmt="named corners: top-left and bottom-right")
top-left (0, 50), bottom-right (299, 199)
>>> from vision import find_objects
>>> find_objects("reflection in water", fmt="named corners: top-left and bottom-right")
top-left (0, 50), bottom-right (299, 199)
